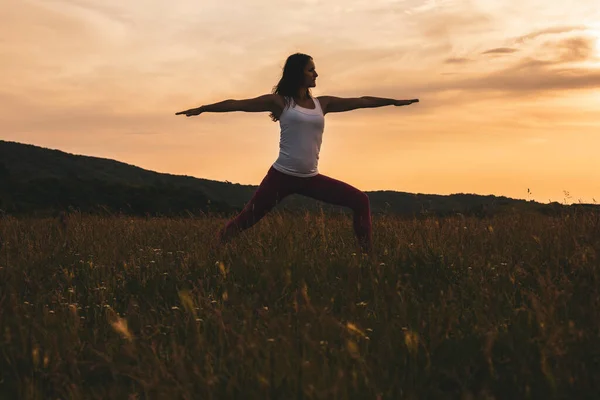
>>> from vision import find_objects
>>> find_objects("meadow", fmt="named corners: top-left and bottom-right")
top-left (0, 209), bottom-right (599, 399)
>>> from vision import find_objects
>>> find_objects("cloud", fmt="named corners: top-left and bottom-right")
top-left (429, 35), bottom-right (600, 96)
top-left (549, 36), bottom-right (596, 63)
top-left (482, 47), bottom-right (519, 55)
top-left (348, 44), bottom-right (600, 105)
top-left (438, 37), bottom-right (600, 94)
top-left (462, 66), bottom-right (600, 93)
top-left (444, 57), bottom-right (471, 64)
top-left (514, 25), bottom-right (588, 44)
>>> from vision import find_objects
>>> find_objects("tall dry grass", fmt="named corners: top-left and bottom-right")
top-left (0, 209), bottom-right (599, 399)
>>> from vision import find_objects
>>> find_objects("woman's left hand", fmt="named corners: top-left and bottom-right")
top-left (395, 99), bottom-right (419, 106)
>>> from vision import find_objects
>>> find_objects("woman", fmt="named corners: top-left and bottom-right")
top-left (176, 53), bottom-right (419, 255)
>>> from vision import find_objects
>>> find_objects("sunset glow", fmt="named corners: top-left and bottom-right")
top-left (2, 0), bottom-right (599, 204)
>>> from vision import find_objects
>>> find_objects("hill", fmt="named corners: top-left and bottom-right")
top-left (0, 140), bottom-right (596, 217)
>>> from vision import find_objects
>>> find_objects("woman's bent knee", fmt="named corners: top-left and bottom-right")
top-left (354, 192), bottom-right (370, 212)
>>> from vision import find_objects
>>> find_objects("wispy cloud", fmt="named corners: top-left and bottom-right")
top-left (482, 47), bottom-right (519, 55)
top-left (444, 57), bottom-right (471, 64)
top-left (514, 25), bottom-right (588, 44)
top-left (548, 36), bottom-right (597, 63)
top-left (460, 65), bottom-right (600, 93)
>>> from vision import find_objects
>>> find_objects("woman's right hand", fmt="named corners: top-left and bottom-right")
top-left (175, 107), bottom-right (203, 117)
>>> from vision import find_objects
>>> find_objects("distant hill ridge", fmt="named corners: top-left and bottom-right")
top-left (0, 140), bottom-right (596, 217)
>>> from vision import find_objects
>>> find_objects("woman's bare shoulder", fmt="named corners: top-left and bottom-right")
top-left (316, 96), bottom-right (332, 114)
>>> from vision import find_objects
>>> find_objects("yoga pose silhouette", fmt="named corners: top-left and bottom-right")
top-left (176, 53), bottom-right (419, 255)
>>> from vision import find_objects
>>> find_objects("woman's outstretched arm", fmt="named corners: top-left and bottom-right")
top-left (318, 96), bottom-right (418, 115)
top-left (176, 94), bottom-right (281, 117)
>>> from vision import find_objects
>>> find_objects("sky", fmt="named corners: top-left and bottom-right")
top-left (2, 0), bottom-right (600, 204)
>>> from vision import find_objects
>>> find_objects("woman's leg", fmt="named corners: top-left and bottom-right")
top-left (218, 167), bottom-right (297, 244)
top-left (297, 174), bottom-right (372, 254)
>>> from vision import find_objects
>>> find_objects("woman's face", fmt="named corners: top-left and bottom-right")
top-left (302, 59), bottom-right (318, 88)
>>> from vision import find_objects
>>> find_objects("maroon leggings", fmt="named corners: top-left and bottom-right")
top-left (219, 166), bottom-right (372, 253)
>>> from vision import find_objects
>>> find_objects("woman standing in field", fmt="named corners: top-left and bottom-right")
top-left (176, 53), bottom-right (419, 255)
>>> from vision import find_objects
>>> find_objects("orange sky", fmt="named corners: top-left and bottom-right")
top-left (2, 0), bottom-right (600, 204)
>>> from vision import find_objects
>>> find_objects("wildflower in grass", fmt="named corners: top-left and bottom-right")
top-left (404, 330), bottom-right (420, 356)
top-left (346, 322), bottom-right (366, 338)
top-left (178, 290), bottom-right (197, 316)
top-left (217, 261), bottom-right (227, 278)
top-left (32, 346), bottom-right (40, 367)
top-left (111, 316), bottom-right (133, 342)
top-left (69, 304), bottom-right (77, 317)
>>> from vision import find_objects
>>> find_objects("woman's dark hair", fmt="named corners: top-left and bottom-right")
top-left (269, 53), bottom-right (313, 122)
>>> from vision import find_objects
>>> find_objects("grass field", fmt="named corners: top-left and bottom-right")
top-left (1, 209), bottom-right (599, 399)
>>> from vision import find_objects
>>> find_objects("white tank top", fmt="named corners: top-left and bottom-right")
top-left (272, 96), bottom-right (325, 177)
